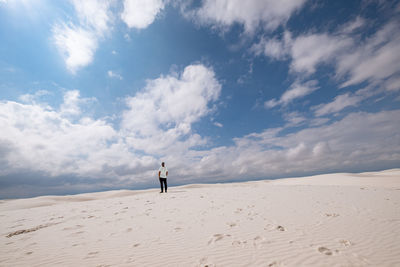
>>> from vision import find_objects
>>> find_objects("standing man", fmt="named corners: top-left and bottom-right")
top-left (158, 162), bottom-right (168, 193)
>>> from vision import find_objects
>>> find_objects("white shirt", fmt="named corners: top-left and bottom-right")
top-left (159, 166), bottom-right (168, 178)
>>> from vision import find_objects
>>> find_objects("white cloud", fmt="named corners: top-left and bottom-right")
top-left (71, 0), bottom-right (112, 36)
top-left (121, 64), bottom-right (221, 154)
top-left (52, 0), bottom-right (112, 73)
top-left (251, 31), bottom-right (292, 60)
top-left (265, 80), bottom-right (318, 108)
top-left (290, 33), bottom-right (352, 74)
top-left (254, 18), bottom-right (400, 118)
top-left (107, 70), bottom-right (123, 80)
top-left (338, 22), bottom-right (400, 88)
top-left (0, 64), bottom-right (222, 188)
top-left (339, 16), bottom-right (365, 34)
top-left (283, 111), bottom-right (306, 127)
top-left (189, 109), bottom-right (400, 180)
top-left (53, 24), bottom-right (98, 73)
top-left (384, 75), bottom-right (400, 91)
top-left (19, 90), bottom-right (51, 104)
top-left (313, 92), bottom-right (363, 117)
top-left (251, 29), bottom-right (353, 75)
top-left (213, 122), bottom-right (223, 128)
top-left (121, 0), bottom-right (165, 29)
top-left (0, 98), bottom-right (121, 178)
top-left (254, 18), bottom-right (400, 91)
top-left (182, 0), bottom-right (307, 34)
top-left (1, 90), bottom-right (399, 196)
top-left (60, 90), bottom-right (96, 117)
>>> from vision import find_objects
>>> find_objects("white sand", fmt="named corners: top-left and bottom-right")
top-left (1, 169), bottom-right (399, 267)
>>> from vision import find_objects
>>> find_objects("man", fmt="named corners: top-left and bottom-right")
top-left (158, 162), bottom-right (168, 193)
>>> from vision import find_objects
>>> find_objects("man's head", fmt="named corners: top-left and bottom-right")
top-left (161, 162), bottom-right (165, 167)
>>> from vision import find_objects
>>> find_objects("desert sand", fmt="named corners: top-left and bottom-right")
top-left (1, 169), bottom-right (400, 266)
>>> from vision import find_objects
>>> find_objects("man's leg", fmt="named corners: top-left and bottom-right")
top-left (159, 178), bottom-right (164, 192)
top-left (164, 178), bottom-right (167, 192)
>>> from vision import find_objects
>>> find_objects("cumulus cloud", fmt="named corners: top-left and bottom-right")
top-left (53, 24), bottom-right (98, 73)
top-left (0, 96), bottom-right (119, 178)
top-left (265, 80), bottom-right (318, 108)
top-left (53, 0), bottom-right (112, 73)
top-left (71, 0), bottom-right (112, 36)
top-left (121, 64), bottom-right (221, 154)
top-left (182, 0), bottom-right (307, 34)
top-left (60, 90), bottom-right (96, 117)
top-left (19, 90), bottom-right (51, 104)
top-left (121, 0), bottom-right (165, 29)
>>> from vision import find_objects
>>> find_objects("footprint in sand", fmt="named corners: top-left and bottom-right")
top-left (264, 224), bottom-right (286, 232)
top-left (338, 239), bottom-right (353, 247)
top-left (276, 225), bottom-right (286, 231)
top-left (84, 251), bottom-right (99, 259)
top-left (74, 231), bottom-right (85, 235)
top-left (126, 228), bottom-right (132, 232)
top-left (132, 243), bottom-right (140, 248)
top-left (208, 234), bottom-right (231, 245)
top-left (232, 240), bottom-right (244, 247)
top-left (253, 235), bottom-right (268, 248)
top-left (234, 208), bottom-right (243, 214)
top-left (25, 251), bottom-right (33, 255)
top-left (227, 222), bottom-right (236, 227)
top-left (325, 213), bottom-right (340, 217)
top-left (199, 257), bottom-right (215, 267)
top-left (318, 246), bottom-right (333, 255)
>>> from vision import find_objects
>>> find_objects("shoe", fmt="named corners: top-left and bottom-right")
top-left (160, 191), bottom-right (163, 193)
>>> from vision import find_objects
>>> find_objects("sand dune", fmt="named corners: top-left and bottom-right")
top-left (1, 170), bottom-right (399, 266)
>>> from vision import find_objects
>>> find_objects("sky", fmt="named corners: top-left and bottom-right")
top-left (0, 0), bottom-right (399, 199)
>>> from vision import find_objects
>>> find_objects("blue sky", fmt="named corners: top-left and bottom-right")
top-left (0, 0), bottom-right (399, 198)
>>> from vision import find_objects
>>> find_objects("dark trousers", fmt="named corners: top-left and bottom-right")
top-left (159, 178), bottom-right (167, 192)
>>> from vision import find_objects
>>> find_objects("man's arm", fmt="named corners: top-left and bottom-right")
top-left (158, 171), bottom-right (161, 178)
top-left (166, 171), bottom-right (168, 177)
